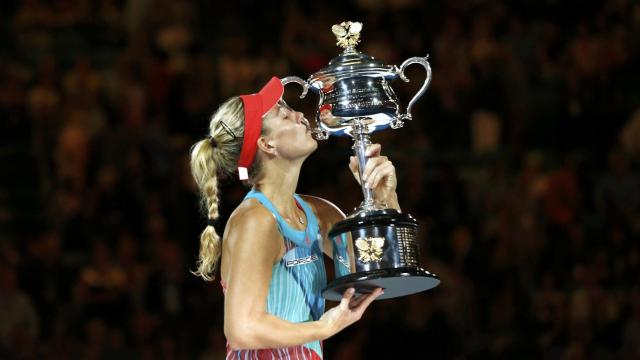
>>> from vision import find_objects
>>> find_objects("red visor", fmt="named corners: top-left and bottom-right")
top-left (237, 77), bottom-right (284, 180)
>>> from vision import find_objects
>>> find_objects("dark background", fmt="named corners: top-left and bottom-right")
top-left (1, 0), bottom-right (639, 359)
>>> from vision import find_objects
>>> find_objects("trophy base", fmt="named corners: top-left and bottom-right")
top-left (322, 266), bottom-right (440, 301)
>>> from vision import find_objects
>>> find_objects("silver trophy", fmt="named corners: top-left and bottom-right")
top-left (283, 21), bottom-right (439, 300)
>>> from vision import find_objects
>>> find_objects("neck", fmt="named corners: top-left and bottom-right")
top-left (254, 158), bottom-right (303, 215)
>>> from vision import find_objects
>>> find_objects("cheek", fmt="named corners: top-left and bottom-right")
top-left (274, 129), bottom-right (316, 156)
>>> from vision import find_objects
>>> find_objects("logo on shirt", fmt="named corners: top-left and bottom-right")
top-left (285, 253), bottom-right (319, 267)
top-left (336, 255), bottom-right (351, 270)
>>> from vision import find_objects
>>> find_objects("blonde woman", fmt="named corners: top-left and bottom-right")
top-left (190, 77), bottom-right (399, 359)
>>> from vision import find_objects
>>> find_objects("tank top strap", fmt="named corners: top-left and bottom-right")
top-left (243, 189), bottom-right (320, 248)
top-left (243, 189), bottom-right (300, 241)
top-left (244, 189), bottom-right (283, 222)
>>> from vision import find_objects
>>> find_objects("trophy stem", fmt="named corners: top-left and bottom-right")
top-left (351, 119), bottom-right (375, 211)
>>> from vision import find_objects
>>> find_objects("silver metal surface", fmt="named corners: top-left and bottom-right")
top-left (280, 22), bottom-right (434, 211)
top-left (281, 32), bottom-right (432, 139)
top-left (352, 119), bottom-right (375, 210)
top-left (398, 56), bottom-right (432, 122)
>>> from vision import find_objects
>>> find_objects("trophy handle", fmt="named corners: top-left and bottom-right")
top-left (397, 55), bottom-right (432, 124)
top-left (280, 76), bottom-right (330, 140)
top-left (280, 76), bottom-right (309, 99)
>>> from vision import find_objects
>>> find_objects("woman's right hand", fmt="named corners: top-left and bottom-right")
top-left (319, 287), bottom-right (384, 338)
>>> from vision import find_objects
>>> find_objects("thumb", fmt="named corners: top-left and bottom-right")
top-left (340, 288), bottom-right (356, 309)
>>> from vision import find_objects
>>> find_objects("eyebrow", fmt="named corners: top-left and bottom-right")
top-left (262, 102), bottom-right (284, 119)
top-left (262, 99), bottom-right (293, 120)
top-left (278, 100), bottom-right (291, 109)
top-left (275, 100), bottom-right (292, 114)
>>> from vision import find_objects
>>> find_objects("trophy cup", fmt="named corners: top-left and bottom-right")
top-left (283, 21), bottom-right (440, 300)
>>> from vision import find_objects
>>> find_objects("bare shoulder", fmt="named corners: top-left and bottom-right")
top-left (224, 199), bottom-right (280, 252)
top-left (299, 195), bottom-right (346, 223)
top-left (228, 199), bottom-right (276, 226)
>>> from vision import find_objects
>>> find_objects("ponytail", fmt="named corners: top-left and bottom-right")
top-left (190, 138), bottom-right (223, 280)
top-left (189, 97), bottom-right (244, 281)
top-left (189, 96), bottom-right (268, 281)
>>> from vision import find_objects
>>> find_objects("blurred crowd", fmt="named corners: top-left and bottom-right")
top-left (1, 0), bottom-right (639, 359)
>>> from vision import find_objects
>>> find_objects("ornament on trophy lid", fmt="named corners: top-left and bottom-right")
top-left (332, 21), bottom-right (363, 50)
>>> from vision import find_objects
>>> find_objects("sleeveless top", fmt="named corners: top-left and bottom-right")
top-left (224, 189), bottom-right (327, 360)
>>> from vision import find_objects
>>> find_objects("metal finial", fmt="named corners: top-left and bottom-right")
top-left (332, 21), bottom-right (363, 50)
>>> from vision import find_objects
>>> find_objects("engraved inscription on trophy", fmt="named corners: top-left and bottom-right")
top-left (396, 227), bottom-right (419, 267)
top-left (325, 85), bottom-right (382, 110)
top-left (325, 87), bottom-right (378, 102)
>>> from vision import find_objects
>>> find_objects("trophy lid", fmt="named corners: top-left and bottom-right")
top-left (308, 22), bottom-right (398, 90)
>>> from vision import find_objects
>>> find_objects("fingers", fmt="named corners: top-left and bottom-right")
top-left (366, 144), bottom-right (381, 157)
top-left (366, 162), bottom-right (395, 189)
top-left (352, 288), bottom-right (384, 313)
top-left (349, 144), bottom-right (382, 171)
top-left (350, 155), bottom-right (395, 188)
top-left (349, 294), bottom-right (366, 309)
top-left (348, 289), bottom-right (382, 309)
top-left (350, 144), bottom-right (390, 188)
top-left (340, 288), bottom-right (356, 309)
top-left (325, 287), bottom-right (382, 333)
top-left (361, 156), bottom-right (389, 187)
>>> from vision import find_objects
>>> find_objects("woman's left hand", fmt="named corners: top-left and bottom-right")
top-left (349, 144), bottom-right (399, 210)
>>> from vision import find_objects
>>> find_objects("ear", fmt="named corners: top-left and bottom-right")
top-left (257, 136), bottom-right (277, 156)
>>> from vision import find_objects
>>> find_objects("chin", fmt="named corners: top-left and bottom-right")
top-left (308, 137), bottom-right (318, 151)
top-left (300, 139), bottom-right (317, 158)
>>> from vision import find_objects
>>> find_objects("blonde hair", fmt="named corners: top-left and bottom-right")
top-left (189, 97), bottom-right (267, 281)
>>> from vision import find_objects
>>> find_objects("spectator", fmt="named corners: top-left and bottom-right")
top-left (0, 264), bottom-right (40, 357)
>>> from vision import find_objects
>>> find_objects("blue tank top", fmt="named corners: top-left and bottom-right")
top-left (225, 189), bottom-right (327, 359)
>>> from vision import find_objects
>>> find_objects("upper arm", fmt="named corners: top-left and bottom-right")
top-left (222, 205), bottom-right (282, 337)
top-left (300, 195), bottom-right (346, 258)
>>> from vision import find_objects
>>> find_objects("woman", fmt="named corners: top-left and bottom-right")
top-left (189, 77), bottom-right (399, 359)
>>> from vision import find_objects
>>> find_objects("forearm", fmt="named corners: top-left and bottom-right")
top-left (226, 313), bottom-right (331, 350)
